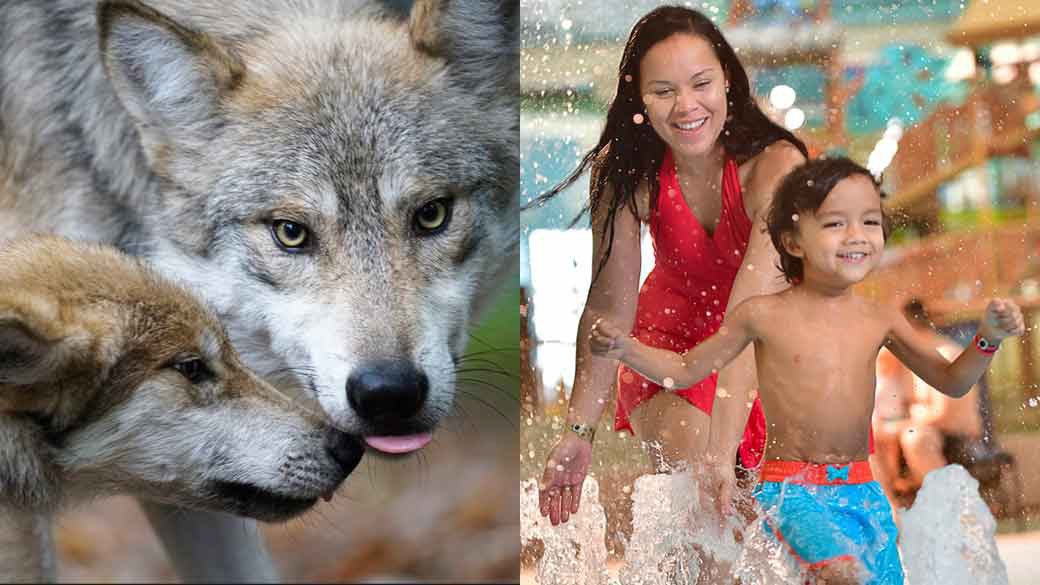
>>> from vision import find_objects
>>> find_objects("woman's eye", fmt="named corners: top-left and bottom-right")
top-left (824, 222), bottom-right (842, 228)
top-left (172, 358), bottom-right (212, 385)
top-left (414, 198), bottom-right (454, 234)
top-left (272, 220), bottom-right (310, 250)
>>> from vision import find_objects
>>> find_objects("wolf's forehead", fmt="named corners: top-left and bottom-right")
top-left (233, 32), bottom-right (499, 179)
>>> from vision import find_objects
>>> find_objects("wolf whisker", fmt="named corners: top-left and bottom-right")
top-left (456, 377), bottom-right (519, 403)
top-left (454, 389), bottom-right (516, 430)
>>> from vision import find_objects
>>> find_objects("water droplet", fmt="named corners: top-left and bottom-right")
top-left (663, 377), bottom-right (675, 389)
top-left (792, 213), bottom-right (800, 221)
top-left (806, 179), bottom-right (815, 187)
top-left (633, 113), bottom-right (645, 124)
top-left (624, 74), bottom-right (633, 82)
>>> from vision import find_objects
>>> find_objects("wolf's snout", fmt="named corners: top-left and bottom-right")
top-left (324, 430), bottom-right (364, 475)
top-left (346, 360), bottom-right (429, 423)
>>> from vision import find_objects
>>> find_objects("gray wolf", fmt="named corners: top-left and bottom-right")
top-left (0, 237), bottom-right (363, 582)
top-left (0, 0), bottom-right (517, 579)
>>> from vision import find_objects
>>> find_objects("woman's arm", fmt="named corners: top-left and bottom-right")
top-left (707, 142), bottom-right (805, 462)
top-left (539, 175), bottom-right (646, 526)
top-left (564, 185), bottom-right (645, 430)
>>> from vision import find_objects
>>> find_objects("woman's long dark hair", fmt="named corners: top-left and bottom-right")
top-left (528, 5), bottom-right (808, 281)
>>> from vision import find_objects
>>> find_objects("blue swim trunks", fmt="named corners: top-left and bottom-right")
top-left (752, 460), bottom-right (903, 585)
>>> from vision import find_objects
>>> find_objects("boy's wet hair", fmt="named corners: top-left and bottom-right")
top-left (766, 157), bottom-right (889, 284)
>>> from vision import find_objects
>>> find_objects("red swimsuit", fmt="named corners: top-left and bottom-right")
top-left (614, 148), bottom-right (767, 468)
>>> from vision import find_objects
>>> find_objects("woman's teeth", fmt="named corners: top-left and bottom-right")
top-left (676, 119), bottom-right (706, 130)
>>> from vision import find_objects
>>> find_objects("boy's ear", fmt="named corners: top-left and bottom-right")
top-left (780, 231), bottom-right (804, 258)
top-left (0, 309), bottom-right (64, 387)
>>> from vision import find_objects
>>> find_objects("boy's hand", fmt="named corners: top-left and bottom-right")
top-left (589, 318), bottom-right (627, 359)
top-left (979, 298), bottom-right (1025, 342)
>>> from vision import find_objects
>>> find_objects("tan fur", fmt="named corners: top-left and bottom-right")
top-left (409, 0), bottom-right (446, 55)
top-left (0, 237), bottom-right (362, 582)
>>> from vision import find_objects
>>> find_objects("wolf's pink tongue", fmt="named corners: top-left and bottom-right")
top-left (363, 433), bottom-right (432, 454)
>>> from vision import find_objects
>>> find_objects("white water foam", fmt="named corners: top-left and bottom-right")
top-left (618, 471), bottom-right (741, 585)
top-left (899, 464), bottom-right (1009, 585)
top-left (523, 464), bottom-right (1009, 585)
top-left (521, 477), bottom-right (612, 585)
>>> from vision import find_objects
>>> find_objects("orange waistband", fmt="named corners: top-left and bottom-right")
top-left (759, 460), bottom-right (873, 485)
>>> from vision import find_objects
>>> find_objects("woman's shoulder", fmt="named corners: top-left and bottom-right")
top-left (743, 140), bottom-right (806, 182)
top-left (738, 140), bottom-right (807, 216)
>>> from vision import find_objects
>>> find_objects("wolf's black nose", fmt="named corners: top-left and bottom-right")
top-left (346, 360), bottom-right (429, 423)
top-left (325, 430), bottom-right (364, 474)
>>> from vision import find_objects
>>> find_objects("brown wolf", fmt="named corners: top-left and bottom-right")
top-left (0, 237), bottom-right (363, 582)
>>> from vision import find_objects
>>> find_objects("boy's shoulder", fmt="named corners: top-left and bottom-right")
top-left (737, 291), bottom-right (789, 316)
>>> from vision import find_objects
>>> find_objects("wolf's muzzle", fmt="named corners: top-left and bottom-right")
top-left (324, 429), bottom-right (364, 475)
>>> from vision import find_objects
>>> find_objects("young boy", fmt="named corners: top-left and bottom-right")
top-left (589, 157), bottom-right (1024, 585)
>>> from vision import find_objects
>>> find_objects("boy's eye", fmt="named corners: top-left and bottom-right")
top-left (823, 222), bottom-right (842, 228)
top-left (695, 81), bottom-right (710, 89)
top-left (865, 220), bottom-right (882, 226)
top-left (654, 89), bottom-right (674, 97)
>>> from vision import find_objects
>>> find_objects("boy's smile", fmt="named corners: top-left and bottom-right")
top-left (784, 174), bottom-right (885, 291)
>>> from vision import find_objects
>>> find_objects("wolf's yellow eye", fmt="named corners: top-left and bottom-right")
top-left (272, 220), bottom-right (310, 250)
top-left (414, 198), bottom-right (453, 234)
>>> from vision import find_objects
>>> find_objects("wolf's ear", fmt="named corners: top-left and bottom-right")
top-left (409, 0), bottom-right (518, 97)
top-left (98, 0), bottom-right (243, 165)
top-left (0, 315), bottom-right (63, 386)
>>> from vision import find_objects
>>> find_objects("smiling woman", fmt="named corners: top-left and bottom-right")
top-left (528, 10), bottom-right (809, 570)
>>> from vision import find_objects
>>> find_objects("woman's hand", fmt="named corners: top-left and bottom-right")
top-left (538, 432), bottom-right (593, 525)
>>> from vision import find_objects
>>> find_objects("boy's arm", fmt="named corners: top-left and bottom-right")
top-left (887, 299), bottom-right (1024, 398)
top-left (589, 301), bottom-right (756, 390)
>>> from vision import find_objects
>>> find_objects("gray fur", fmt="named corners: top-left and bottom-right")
top-left (1, 0), bottom-right (517, 580)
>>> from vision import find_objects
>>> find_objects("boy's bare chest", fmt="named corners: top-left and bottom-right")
top-left (757, 309), bottom-right (888, 370)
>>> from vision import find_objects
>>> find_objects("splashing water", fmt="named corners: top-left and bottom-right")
top-left (619, 471), bottom-right (739, 585)
top-left (523, 464), bottom-right (1010, 584)
top-left (521, 478), bottom-right (612, 585)
top-left (899, 465), bottom-right (1009, 585)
